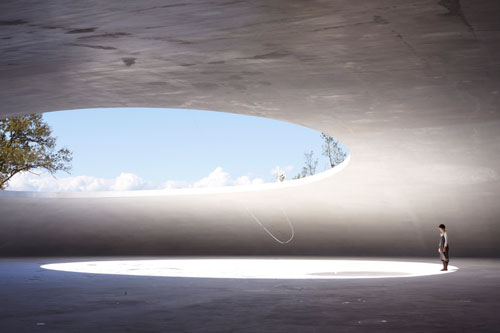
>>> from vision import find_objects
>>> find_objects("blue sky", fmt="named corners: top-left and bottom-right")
top-left (8, 108), bottom-right (348, 191)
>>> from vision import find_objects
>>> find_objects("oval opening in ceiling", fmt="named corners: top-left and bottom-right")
top-left (1, 108), bottom-right (349, 193)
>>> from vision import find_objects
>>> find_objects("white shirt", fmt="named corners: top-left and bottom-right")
top-left (440, 231), bottom-right (448, 247)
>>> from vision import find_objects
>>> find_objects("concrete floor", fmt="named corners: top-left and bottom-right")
top-left (1, 257), bottom-right (499, 332)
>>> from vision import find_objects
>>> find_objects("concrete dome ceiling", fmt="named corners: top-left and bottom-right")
top-left (0, 0), bottom-right (499, 256)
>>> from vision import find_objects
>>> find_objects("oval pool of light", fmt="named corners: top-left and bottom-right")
top-left (41, 259), bottom-right (458, 279)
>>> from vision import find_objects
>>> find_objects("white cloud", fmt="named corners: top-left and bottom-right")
top-left (234, 175), bottom-right (265, 186)
top-left (109, 173), bottom-right (147, 191)
top-left (158, 180), bottom-right (190, 190)
top-left (6, 167), bottom-right (266, 192)
top-left (190, 167), bottom-right (265, 188)
top-left (191, 167), bottom-right (232, 188)
top-left (270, 165), bottom-right (294, 181)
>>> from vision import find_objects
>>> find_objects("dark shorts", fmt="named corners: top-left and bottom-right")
top-left (440, 246), bottom-right (449, 262)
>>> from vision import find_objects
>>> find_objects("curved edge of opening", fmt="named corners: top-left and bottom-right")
top-left (0, 154), bottom-right (350, 198)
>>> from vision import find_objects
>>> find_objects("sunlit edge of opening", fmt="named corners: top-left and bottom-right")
top-left (40, 258), bottom-right (458, 280)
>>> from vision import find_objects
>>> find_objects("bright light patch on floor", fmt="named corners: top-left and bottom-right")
top-left (41, 259), bottom-right (458, 279)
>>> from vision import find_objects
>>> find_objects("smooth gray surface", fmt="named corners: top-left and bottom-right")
top-left (1, 0), bottom-right (500, 256)
top-left (0, 257), bottom-right (499, 332)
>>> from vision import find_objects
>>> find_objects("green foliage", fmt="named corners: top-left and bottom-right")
top-left (321, 132), bottom-right (347, 168)
top-left (293, 133), bottom-right (346, 180)
top-left (302, 150), bottom-right (318, 176)
top-left (0, 114), bottom-right (72, 190)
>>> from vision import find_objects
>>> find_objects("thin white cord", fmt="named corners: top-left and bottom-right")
top-left (245, 206), bottom-right (295, 244)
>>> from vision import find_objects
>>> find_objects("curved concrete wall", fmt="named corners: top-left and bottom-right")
top-left (0, 0), bottom-right (499, 256)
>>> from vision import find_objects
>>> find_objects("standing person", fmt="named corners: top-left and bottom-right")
top-left (438, 224), bottom-right (449, 271)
